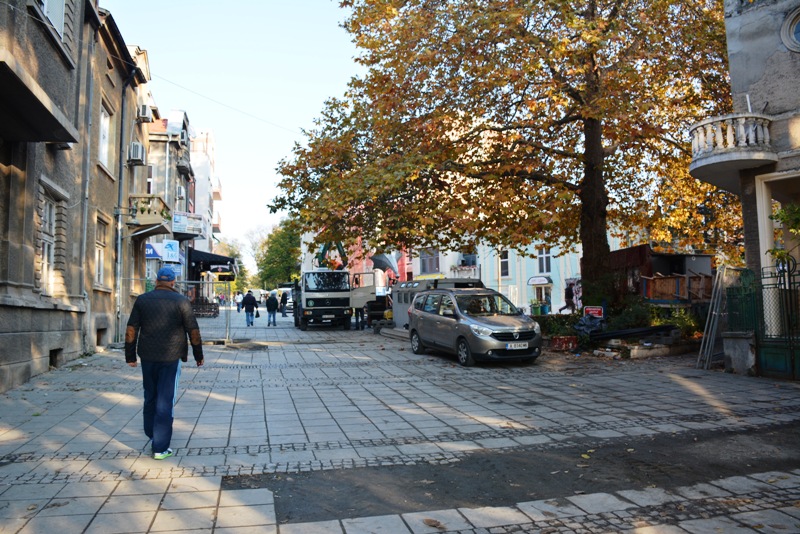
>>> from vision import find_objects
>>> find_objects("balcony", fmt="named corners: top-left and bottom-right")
top-left (689, 113), bottom-right (779, 194)
top-left (212, 179), bottom-right (222, 201)
top-left (212, 212), bottom-right (222, 233)
top-left (176, 154), bottom-right (192, 175)
top-left (128, 195), bottom-right (171, 226)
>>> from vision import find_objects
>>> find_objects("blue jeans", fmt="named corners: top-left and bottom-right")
top-left (140, 360), bottom-right (181, 454)
top-left (245, 311), bottom-right (254, 326)
top-left (268, 310), bottom-right (277, 325)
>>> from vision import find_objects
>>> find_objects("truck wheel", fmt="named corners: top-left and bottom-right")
top-left (343, 320), bottom-right (350, 331)
top-left (300, 318), bottom-right (308, 331)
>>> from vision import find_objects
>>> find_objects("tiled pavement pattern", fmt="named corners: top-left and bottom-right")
top-left (1, 309), bottom-right (800, 533)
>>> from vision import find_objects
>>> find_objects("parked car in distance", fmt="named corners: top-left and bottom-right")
top-left (408, 288), bottom-right (542, 366)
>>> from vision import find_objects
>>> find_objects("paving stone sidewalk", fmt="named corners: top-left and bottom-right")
top-left (1, 312), bottom-right (800, 533)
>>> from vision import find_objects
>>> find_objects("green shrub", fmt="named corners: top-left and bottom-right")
top-left (539, 314), bottom-right (581, 336)
top-left (605, 295), bottom-right (651, 331)
top-left (652, 307), bottom-right (701, 338)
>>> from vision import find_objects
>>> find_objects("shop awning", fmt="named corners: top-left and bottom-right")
top-left (527, 276), bottom-right (553, 285)
top-left (189, 248), bottom-right (237, 273)
top-left (127, 223), bottom-right (171, 240)
top-left (145, 244), bottom-right (161, 259)
top-left (369, 252), bottom-right (399, 275)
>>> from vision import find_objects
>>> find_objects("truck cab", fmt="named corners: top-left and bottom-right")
top-left (294, 269), bottom-right (352, 330)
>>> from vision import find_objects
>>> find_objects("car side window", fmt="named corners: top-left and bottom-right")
top-left (440, 295), bottom-right (455, 316)
top-left (423, 294), bottom-right (441, 313)
top-left (413, 296), bottom-right (425, 310)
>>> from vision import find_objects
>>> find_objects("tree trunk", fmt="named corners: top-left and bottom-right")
top-left (579, 117), bottom-right (612, 306)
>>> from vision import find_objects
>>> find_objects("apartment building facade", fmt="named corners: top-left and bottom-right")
top-left (0, 2), bottom-right (218, 391)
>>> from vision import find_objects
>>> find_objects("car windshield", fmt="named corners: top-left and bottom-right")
top-left (456, 294), bottom-right (520, 316)
top-left (304, 272), bottom-right (350, 292)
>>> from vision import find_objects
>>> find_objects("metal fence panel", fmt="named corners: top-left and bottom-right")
top-left (754, 263), bottom-right (800, 379)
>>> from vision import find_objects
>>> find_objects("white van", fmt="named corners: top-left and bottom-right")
top-left (248, 289), bottom-right (266, 302)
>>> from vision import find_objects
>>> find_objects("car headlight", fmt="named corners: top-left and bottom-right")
top-left (532, 321), bottom-right (541, 335)
top-left (470, 324), bottom-right (493, 337)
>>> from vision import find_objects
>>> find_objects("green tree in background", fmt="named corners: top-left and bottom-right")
top-left (255, 220), bottom-right (301, 290)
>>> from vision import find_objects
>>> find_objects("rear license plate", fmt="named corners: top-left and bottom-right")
top-left (322, 314), bottom-right (335, 319)
top-left (506, 342), bottom-right (528, 350)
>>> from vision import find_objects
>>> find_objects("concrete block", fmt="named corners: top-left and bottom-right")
top-left (0, 333), bottom-right (31, 364)
top-left (0, 361), bottom-right (33, 393)
top-left (722, 332), bottom-right (756, 376)
top-left (630, 344), bottom-right (670, 358)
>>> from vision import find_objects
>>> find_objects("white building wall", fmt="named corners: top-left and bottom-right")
top-left (190, 130), bottom-right (218, 253)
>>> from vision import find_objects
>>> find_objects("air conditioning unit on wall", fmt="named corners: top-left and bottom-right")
top-left (136, 104), bottom-right (153, 123)
top-left (127, 142), bottom-right (146, 165)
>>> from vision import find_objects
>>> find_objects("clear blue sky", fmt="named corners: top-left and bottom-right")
top-left (100, 1), bottom-right (361, 267)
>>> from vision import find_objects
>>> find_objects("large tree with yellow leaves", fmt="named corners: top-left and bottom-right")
top-left (271, 0), bottom-right (734, 303)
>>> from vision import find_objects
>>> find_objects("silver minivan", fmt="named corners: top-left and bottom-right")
top-left (408, 288), bottom-right (542, 366)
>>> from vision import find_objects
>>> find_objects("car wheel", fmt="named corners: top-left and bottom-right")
top-left (410, 331), bottom-right (425, 354)
top-left (457, 338), bottom-right (475, 367)
top-left (299, 318), bottom-right (308, 331)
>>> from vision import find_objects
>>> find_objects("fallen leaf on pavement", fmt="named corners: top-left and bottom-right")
top-left (423, 518), bottom-right (446, 530)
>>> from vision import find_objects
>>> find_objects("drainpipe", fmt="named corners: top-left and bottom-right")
top-left (79, 25), bottom-right (97, 350)
top-left (114, 69), bottom-right (138, 343)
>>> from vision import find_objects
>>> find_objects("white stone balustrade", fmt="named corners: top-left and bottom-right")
top-left (690, 113), bottom-right (773, 158)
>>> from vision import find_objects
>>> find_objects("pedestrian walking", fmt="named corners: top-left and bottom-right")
top-left (125, 267), bottom-right (204, 460)
top-left (241, 290), bottom-right (258, 326)
top-left (354, 305), bottom-right (365, 330)
top-left (280, 290), bottom-right (288, 317)
top-left (266, 290), bottom-right (279, 326)
top-left (235, 291), bottom-right (243, 313)
top-left (558, 283), bottom-right (576, 314)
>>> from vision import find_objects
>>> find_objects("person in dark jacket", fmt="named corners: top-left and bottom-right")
top-left (280, 290), bottom-right (289, 317)
top-left (558, 283), bottom-right (576, 313)
top-left (125, 267), bottom-right (204, 460)
top-left (241, 290), bottom-right (259, 326)
top-left (266, 290), bottom-right (279, 326)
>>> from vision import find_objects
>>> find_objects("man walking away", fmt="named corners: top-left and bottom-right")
top-left (241, 290), bottom-right (259, 326)
top-left (280, 290), bottom-right (288, 317)
top-left (266, 290), bottom-right (279, 326)
top-left (125, 267), bottom-right (204, 460)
